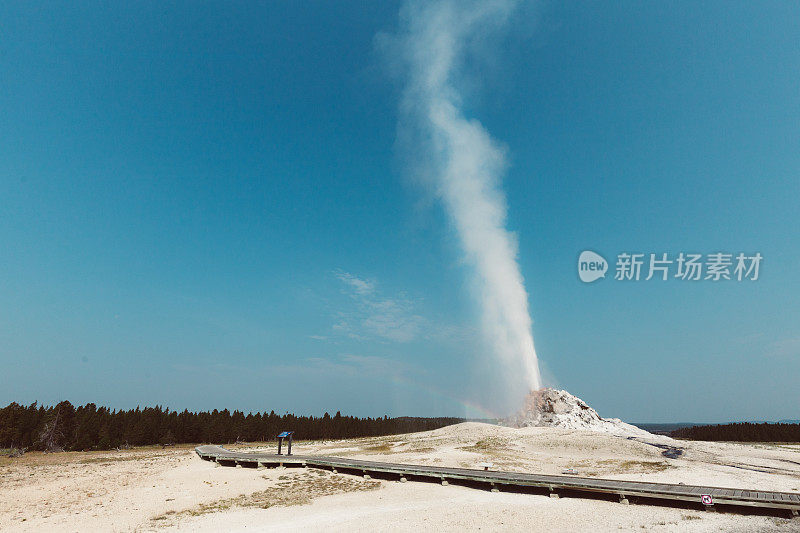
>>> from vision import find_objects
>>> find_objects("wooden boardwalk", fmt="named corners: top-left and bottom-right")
top-left (196, 445), bottom-right (800, 517)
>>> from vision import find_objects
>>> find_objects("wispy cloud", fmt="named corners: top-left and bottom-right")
top-left (335, 271), bottom-right (376, 296)
top-left (738, 333), bottom-right (800, 359)
top-left (332, 270), bottom-right (425, 343)
top-left (764, 336), bottom-right (800, 358)
top-left (340, 354), bottom-right (408, 375)
top-left (277, 353), bottom-right (417, 381)
top-left (174, 353), bottom-right (420, 384)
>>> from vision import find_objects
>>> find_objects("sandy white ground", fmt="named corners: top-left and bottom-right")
top-left (2, 422), bottom-right (800, 532)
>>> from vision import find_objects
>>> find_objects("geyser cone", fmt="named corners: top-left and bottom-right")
top-left (506, 388), bottom-right (652, 437)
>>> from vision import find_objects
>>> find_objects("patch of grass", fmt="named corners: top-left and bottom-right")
top-left (78, 455), bottom-right (145, 464)
top-left (681, 514), bottom-right (702, 521)
top-left (152, 473), bottom-right (381, 524)
top-left (351, 436), bottom-right (403, 446)
top-left (361, 443), bottom-right (393, 453)
top-left (595, 459), bottom-right (671, 473)
top-left (459, 437), bottom-right (509, 454)
top-left (0, 445), bottom-right (193, 468)
top-left (617, 460), bottom-right (671, 473)
top-left (405, 446), bottom-right (435, 454)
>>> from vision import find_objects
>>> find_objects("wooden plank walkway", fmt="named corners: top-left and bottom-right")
top-left (195, 445), bottom-right (800, 517)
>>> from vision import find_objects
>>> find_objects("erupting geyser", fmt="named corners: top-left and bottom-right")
top-left (391, 0), bottom-right (542, 401)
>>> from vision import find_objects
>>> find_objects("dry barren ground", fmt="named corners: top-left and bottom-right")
top-left (2, 423), bottom-right (800, 532)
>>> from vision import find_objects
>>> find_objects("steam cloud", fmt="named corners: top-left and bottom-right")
top-left (390, 0), bottom-right (542, 400)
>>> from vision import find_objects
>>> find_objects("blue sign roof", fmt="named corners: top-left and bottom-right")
top-left (277, 431), bottom-right (293, 438)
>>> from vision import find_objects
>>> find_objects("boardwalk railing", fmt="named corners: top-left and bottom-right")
top-left (196, 445), bottom-right (800, 518)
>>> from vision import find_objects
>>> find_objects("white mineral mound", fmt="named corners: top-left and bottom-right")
top-left (507, 388), bottom-right (652, 438)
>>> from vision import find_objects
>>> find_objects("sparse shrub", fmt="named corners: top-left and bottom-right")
top-left (6, 446), bottom-right (26, 458)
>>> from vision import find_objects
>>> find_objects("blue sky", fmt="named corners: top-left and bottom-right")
top-left (1, 1), bottom-right (798, 422)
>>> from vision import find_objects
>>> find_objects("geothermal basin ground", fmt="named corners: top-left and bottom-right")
top-left (2, 422), bottom-right (800, 532)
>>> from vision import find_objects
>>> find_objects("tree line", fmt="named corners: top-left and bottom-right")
top-left (0, 401), bottom-right (463, 452)
top-left (671, 422), bottom-right (800, 442)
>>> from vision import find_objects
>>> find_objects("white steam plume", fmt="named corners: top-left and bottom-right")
top-left (390, 0), bottom-right (542, 400)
